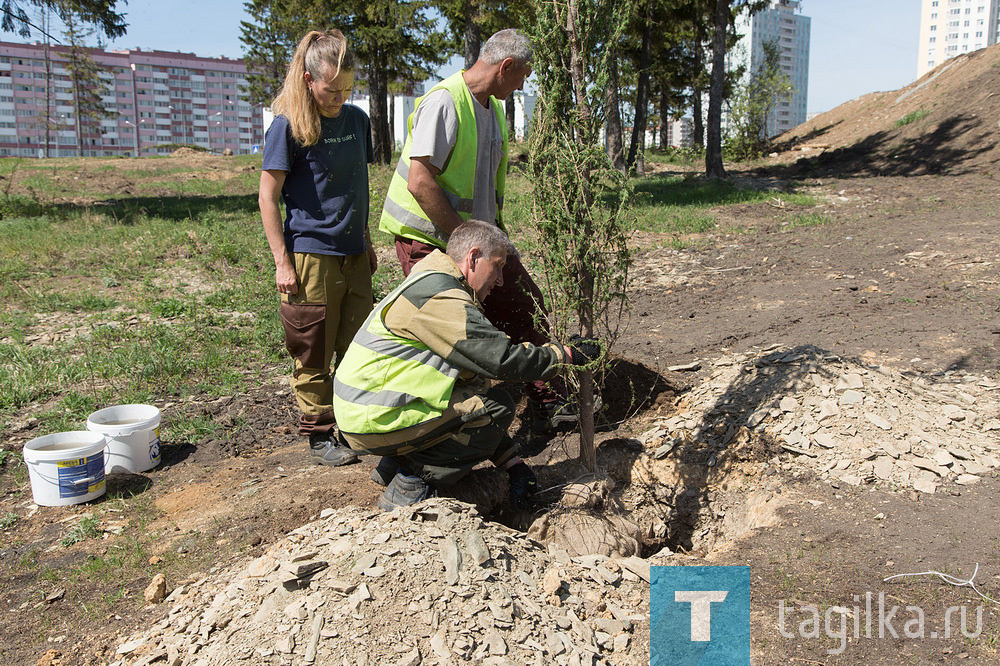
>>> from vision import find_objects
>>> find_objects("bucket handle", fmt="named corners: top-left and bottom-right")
top-left (94, 423), bottom-right (148, 437)
top-left (71, 476), bottom-right (100, 486)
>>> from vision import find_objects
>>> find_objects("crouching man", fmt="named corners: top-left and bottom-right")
top-left (332, 220), bottom-right (599, 511)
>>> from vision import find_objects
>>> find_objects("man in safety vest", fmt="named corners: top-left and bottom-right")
top-left (378, 28), bottom-right (580, 432)
top-left (333, 221), bottom-right (601, 511)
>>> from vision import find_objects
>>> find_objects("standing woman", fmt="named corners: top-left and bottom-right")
top-left (259, 30), bottom-right (376, 466)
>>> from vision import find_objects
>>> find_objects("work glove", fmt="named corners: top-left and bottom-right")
top-left (568, 334), bottom-right (602, 366)
top-left (507, 461), bottom-right (538, 511)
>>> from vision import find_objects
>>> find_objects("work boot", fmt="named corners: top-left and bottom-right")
top-left (309, 431), bottom-right (359, 467)
top-left (370, 457), bottom-right (399, 486)
top-left (377, 472), bottom-right (435, 511)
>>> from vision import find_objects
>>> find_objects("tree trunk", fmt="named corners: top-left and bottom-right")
top-left (505, 94), bottom-right (516, 141)
top-left (43, 10), bottom-right (52, 158)
top-left (692, 25), bottom-right (706, 149)
top-left (567, 0), bottom-right (597, 472)
top-left (658, 84), bottom-right (670, 149)
top-left (463, 2), bottom-right (481, 69)
top-left (388, 89), bottom-right (395, 149)
top-left (368, 58), bottom-right (392, 164)
top-left (604, 50), bottom-right (625, 170)
top-left (625, 5), bottom-right (651, 172)
top-left (705, 0), bottom-right (729, 179)
top-left (692, 87), bottom-right (704, 149)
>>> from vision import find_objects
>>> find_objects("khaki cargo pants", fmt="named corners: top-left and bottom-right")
top-left (280, 252), bottom-right (373, 436)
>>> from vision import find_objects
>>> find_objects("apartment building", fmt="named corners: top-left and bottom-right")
top-left (0, 40), bottom-right (264, 158)
top-left (732, 0), bottom-right (811, 137)
top-left (918, 0), bottom-right (1000, 77)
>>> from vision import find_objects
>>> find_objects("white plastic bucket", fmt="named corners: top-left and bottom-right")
top-left (22, 431), bottom-right (107, 506)
top-left (87, 404), bottom-right (161, 474)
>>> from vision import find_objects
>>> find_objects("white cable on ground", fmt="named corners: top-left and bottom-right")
top-left (883, 563), bottom-right (1000, 606)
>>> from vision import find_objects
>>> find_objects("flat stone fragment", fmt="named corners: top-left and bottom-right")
top-left (913, 476), bottom-right (937, 494)
top-left (956, 474), bottom-right (981, 485)
top-left (617, 556), bottom-right (650, 583)
top-left (484, 631), bottom-right (507, 655)
top-left (841, 474), bottom-right (863, 486)
top-left (817, 400), bottom-right (840, 423)
top-left (812, 433), bottom-right (838, 448)
top-left (779, 397), bottom-right (799, 412)
top-left (948, 447), bottom-right (974, 461)
top-left (116, 639), bottom-right (145, 655)
top-left (614, 633), bottom-right (631, 652)
top-left (932, 450), bottom-right (956, 467)
top-left (873, 458), bottom-right (894, 480)
top-left (962, 461), bottom-right (990, 475)
top-left (839, 390), bottom-right (864, 405)
top-left (912, 458), bottom-right (948, 477)
top-left (352, 553), bottom-right (377, 574)
top-left (836, 373), bottom-right (864, 390)
top-left (461, 530), bottom-right (491, 566)
top-left (395, 647), bottom-right (421, 666)
top-left (246, 556), bottom-right (276, 578)
top-left (440, 537), bottom-right (463, 585)
top-left (941, 405), bottom-right (967, 421)
top-left (668, 361), bottom-right (701, 372)
top-left (865, 413), bottom-right (892, 430)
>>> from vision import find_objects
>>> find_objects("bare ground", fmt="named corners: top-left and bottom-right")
top-left (1, 168), bottom-right (999, 665)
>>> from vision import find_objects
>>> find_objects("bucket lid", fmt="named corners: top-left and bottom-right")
top-left (23, 431), bottom-right (106, 461)
top-left (87, 404), bottom-right (161, 436)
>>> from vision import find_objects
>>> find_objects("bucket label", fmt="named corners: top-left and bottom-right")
top-left (150, 427), bottom-right (161, 464)
top-left (57, 453), bottom-right (106, 498)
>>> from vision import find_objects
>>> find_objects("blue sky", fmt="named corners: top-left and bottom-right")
top-left (13, 0), bottom-right (920, 115)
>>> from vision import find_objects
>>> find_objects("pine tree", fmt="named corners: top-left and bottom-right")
top-left (1, 0), bottom-right (125, 39)
top-left (526, 0), bottom-right (634, 472)
top-left (239, 0), bottom-right (306, 106)
top-left (60, 13), bottom-right (110, 157)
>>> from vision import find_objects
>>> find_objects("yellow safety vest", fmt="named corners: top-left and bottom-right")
top-left (333, 271), bottom-right (463, 434)
top-left (378, 71), bottom-right (508, 248)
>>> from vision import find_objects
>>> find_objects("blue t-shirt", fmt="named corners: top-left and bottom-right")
top-left (262, 106), bottom-right (374, 256)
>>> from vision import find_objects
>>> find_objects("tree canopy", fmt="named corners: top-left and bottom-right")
top-left (1, 0), bottom-right (127, 40)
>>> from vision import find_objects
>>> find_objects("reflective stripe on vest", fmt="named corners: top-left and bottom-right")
top-left (378, 71), bottom-right (508, 248)
top-left (333, 270), bottom-right (463, 435)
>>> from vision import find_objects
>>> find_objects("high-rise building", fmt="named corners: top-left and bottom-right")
top-left (732, 0), bottom-right (811, 137)
top-left (0, 40), bottom-right (264, 158)
top-left (918, 0), bottom-right (1000, 77)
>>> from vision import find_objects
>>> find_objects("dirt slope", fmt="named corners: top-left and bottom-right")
top-left (771, 43), bottom-right (1000, 176)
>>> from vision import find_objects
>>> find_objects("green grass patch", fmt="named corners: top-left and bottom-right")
top-left (895, 109), bottom-right (929, 127)
top-left (784, 212), bottom-right (830, 229)
top-left (61, 516), bottom-right (101, 547)
top-left (630, 174), bottom-right (815, 234)
top-left (0, 511), bottom-right (17, 529)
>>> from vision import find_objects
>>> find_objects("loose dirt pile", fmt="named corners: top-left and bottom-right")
top-left (772, 43), bottom-right (1000, 176)
top-left (633, 345), bottom-right (1000, 496)
top-left (106, 499), bottom-right (652, 666)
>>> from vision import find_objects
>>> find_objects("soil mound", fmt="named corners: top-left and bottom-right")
top-left (108, 499), bottom-right (652, 665)
top-left (771, 43), bottom-right (1000, 176)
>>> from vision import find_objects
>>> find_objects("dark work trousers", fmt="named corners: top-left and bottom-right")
top-left (343, 386), bottom-right (519, 486)
top-left (394, 236), bottom-right (565, 404)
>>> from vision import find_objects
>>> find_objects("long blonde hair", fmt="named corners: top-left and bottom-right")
top-left (272, 30), bottom-right (356, 146)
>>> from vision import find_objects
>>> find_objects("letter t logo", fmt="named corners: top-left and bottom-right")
top-left (675, 591), bottom-right (729, 641)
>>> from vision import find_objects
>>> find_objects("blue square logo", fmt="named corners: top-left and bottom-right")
top-left (651, 566), bottom-right (751, 665)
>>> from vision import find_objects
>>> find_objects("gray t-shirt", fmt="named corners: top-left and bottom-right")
top-left (409, 83), bottom-right (503, 224)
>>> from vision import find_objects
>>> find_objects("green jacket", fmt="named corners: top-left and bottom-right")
top-left (378, 71), bottom-right (508, 248)
top-left (333, 251), bottom-right (567, 435)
